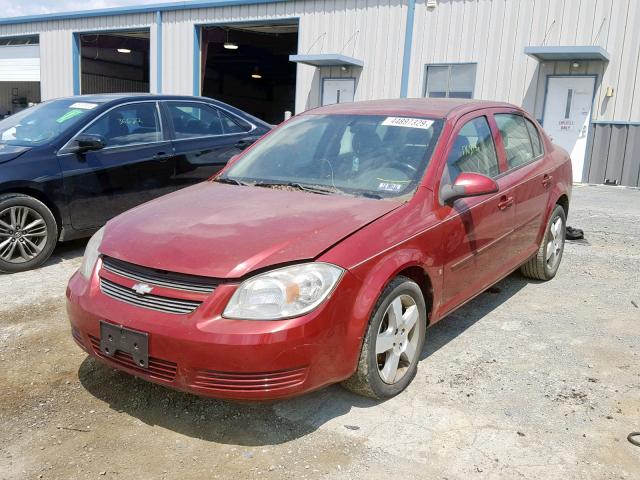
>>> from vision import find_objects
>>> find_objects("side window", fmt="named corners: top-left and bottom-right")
top-left (524, 118), bottom-right (543, 157)
top-left (218, 110), bottom-right (252, 134)
top-left (167, 102), bottom-right (223, 139)
top-left (494, 114), bottom-right (535, 169)
top-left (443, 116), bottom-right (499, 184)
top-left (83, 103), bottom-right (161, 147)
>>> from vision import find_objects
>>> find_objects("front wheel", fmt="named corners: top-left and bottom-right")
top-left (0, 194), bottom-right (58, 273)
top-left (341, 276), bottom-right (427, 399)
top-left (520, 204), bottom-right (566, 281)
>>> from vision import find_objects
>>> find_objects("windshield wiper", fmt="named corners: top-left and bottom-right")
top-left (253, 181), bottom-right (344, 196)
top-left (361, 192), bottom-right (383, 199)
top-left (214, 177), bottom-right (252, 186)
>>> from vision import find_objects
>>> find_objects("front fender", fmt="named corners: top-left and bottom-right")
top-left (345, 247), bottom-right (440, 347)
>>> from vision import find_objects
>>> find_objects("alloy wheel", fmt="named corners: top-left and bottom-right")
top-left (376, 294), bottom-right (420, 384)
top-left (545, 215), bottom-right (564, 270)
top-left (0, 206), bottom-right (48, 264)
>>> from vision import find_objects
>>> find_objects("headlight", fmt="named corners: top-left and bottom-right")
top-left (223, 263), bottom-right (344, 320)
top-left (79, 227), bottom-right (105, 279)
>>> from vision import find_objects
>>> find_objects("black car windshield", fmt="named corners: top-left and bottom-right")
top-left (219, 114), bottom-right (443, 199)
top-left (0, 99), bottom-right (104, 147)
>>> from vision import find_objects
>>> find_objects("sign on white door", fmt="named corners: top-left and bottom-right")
top-left (542, 76), bottom-right (596, 182)
top-left (322, 78), bottom-right (355, 106)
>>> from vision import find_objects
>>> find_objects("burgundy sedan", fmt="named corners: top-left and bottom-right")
top-left (67, 99), bottom-right (571, 400)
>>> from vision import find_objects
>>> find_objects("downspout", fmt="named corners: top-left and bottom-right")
top-left (156, 10), bottom-right (163, 93)
top-left (400, 0), bottom-right (416, 98)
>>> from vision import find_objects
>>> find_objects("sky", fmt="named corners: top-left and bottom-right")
top-left (3, 1), bottom-right (177, 19)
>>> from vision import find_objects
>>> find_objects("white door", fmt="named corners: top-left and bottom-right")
top-left (542, 76), bottom-right (596, 182)
top-left (322, 79), bottom-right (355, 106)
top-left (0, 45), bottom-right (40, 82)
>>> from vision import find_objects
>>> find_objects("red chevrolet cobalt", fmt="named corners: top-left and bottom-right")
top-left (67, 99), bottom-right (571, 400)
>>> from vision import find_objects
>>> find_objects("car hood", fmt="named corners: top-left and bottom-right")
top-left (100, 182), bottom-right (402, 278)
top-left (0, 144), bottom-right (31, 164)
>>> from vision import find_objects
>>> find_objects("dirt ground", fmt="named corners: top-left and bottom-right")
top-left (1, 184), bottom-right (639, 480)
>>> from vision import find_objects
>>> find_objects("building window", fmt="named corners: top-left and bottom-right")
top-left (424, 64), bottom-right (476, 99)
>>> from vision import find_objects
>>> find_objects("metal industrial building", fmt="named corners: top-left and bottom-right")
top-left (0, 0), bottom-right (639, 186)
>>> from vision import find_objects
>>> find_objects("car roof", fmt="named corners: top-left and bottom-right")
top-left (305, 98), bottom-right (517, 119)
top-left (52, 93), bottom-right (235, 104)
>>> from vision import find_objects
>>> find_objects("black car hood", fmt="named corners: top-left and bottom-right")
top-left (0, 144), bottom-right (31, 164)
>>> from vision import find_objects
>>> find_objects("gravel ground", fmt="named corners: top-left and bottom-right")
top-left (1, 184), bottom-right (639, 480)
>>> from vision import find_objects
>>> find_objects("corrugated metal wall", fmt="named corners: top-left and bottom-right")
top-left (1, 0), bottom-right (638, 122)
top-left (408, 0), bottom-right (640, 123)
top-left (0, 13), bottom-right (156, 99)
top-left (585, 124), bottom-right (640, 186)
top-left (161, 0), bottom-right (406, 113)
top-left (0, 1), bottom-right (406, 114)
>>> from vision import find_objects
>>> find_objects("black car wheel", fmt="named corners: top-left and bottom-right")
top-left (0, 194), bottom-right (58, 273)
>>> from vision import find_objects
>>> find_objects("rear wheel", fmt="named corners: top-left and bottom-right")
top-left (341, 276), bottom-right (427, 399)
top-left (520, 204), bottom-right (566, 281)
top-left (0, 194), bottom-right (58, 273)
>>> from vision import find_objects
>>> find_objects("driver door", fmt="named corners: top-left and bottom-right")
top-left (58, 101), bottom-right (175, 231)
top-left (435, 113), bottom-right (516, 315)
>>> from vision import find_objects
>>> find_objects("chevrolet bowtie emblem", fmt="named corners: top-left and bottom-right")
top-left (132, 283), bottom-right (153, 295)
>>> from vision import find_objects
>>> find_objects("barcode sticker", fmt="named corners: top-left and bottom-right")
top-left (381, 117), bottom-right (434, 130)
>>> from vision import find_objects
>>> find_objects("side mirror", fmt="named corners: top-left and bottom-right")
top-left (74, 134), bottom-right (106, 153)
top-left (441, 172), bottom-right (499, 204)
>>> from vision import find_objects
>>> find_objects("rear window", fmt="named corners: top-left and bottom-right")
top-left (525, 118), bottom-right (544, 157)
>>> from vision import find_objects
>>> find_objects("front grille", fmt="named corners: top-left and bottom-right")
top-left (100, 277), bottom-right (201, 314)
top-left (102, 256), bottom-right (219, 293)
top-left (192, 367), bottom-right (308, 393)
top-left (89, 335), bottom-right (177, 382)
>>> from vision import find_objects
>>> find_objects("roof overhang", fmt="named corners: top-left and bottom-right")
top-left (289, 53), bottom-right (364, 68)
top-left (524, 45), bottom-right (610, 62)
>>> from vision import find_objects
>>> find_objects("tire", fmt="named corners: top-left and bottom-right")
top-left (520, 204), bottom-right (567, 281)
top-left (342, 276), bottom-right (427, 399)
top-left (0, 194), bottom-right (58, 273)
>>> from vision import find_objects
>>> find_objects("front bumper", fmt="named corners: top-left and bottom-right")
top-left (66, 260), bottom-right (363, 400)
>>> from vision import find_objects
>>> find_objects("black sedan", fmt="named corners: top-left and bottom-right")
top-left (0, 94), bottom-right (271, 272)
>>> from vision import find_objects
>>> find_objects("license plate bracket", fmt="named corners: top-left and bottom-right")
top-left (99, 321), bottom-right (149, 369)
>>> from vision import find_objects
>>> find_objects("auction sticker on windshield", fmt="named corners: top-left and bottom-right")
top-left (69, 102), bottom-right (98, 110)
top-left (381, 117), bottom-right (434, 130)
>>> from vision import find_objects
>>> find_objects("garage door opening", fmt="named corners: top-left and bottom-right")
top-left (200, 23), bottom-right (298, 124)
top-left (80, 30), bottom-right (150, 94)
top-left (0, 35), bottom-right (41, 117)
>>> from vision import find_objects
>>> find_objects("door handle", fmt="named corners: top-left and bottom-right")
top-left (234, 139), bottom-right (252, 150)
top-left (154, 152), bottom-right (171, 162)
top-left (497, 195), bottom-right (514, 211)
top-left (542, 174), bottom-right (553, 188)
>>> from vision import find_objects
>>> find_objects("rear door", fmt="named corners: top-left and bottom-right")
top-left (436, 113), bottom-right (516, 313)
top-left (59, 101), bottom-right (174, 230)
top-left (492, 111), bottom-right (551, 262)
top-left (163, 101), bottom-right (261, 186)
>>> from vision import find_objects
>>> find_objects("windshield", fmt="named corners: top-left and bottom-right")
top-left (0, 99), bottom-right (103, 147)
top-left (220, 114), bottom-right (443, 199)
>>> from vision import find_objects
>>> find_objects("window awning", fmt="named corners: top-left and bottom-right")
top-left (524, 45), bottom-right (610, 62)
top-left (289, 53), bottom-right (364, 68)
